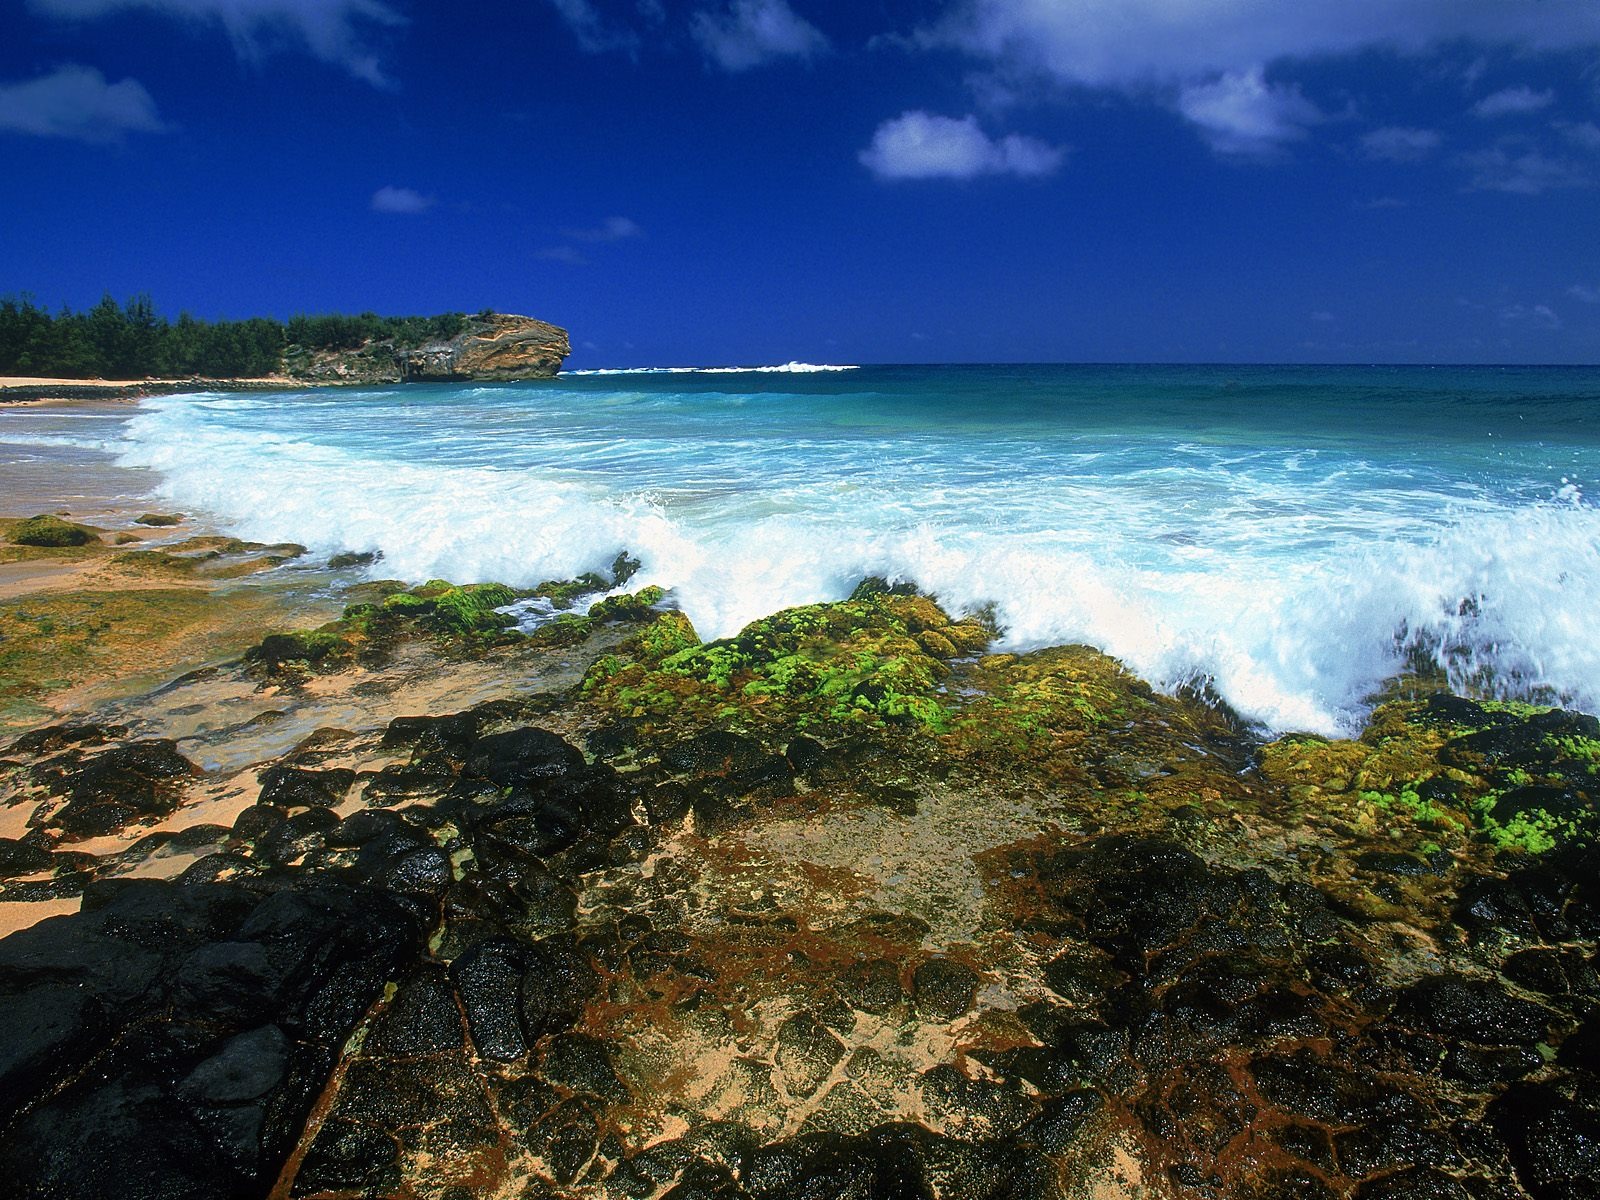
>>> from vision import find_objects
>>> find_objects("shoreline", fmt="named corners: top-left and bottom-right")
top-left (2, 393), bottom-right (1598, 1199)
top-left (0, 374), bottom-right (317, 406)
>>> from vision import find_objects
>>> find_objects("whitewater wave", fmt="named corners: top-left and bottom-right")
top-left (564, 363), bottom-right (859, 376)
top-left (113, 389), bottom-right (1600, 737)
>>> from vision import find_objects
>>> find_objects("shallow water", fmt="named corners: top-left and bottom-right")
top-left (6, 365), bottom-right (1598, 735)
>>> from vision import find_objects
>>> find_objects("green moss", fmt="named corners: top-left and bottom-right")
top-left (8, 514), bottom-right (98, 548)
top-left (1471, 801), bottom-right (1575, 855)
top-left (245, 578), bottom-right (534, 676)
top-left (534, 573), bottom-right (610, 608)
top-left (588, 585), bottom-right (667, 623)
top-left (581, 593), bottom-right (973, 734)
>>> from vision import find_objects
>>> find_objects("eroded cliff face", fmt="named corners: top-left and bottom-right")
top-left (285, 313), bottom-right (569, 384)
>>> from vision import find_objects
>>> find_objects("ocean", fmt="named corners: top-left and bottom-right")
top-left (6, 363), bottom-right (1598, 735)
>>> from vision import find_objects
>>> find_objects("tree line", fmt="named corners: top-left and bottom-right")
top-left (0, 294), bottom-right (479, 380)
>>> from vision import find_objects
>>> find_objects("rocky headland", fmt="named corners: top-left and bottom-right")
top-left (282, 313), bottom-right (570, 386)
top-left (0, 525), bottom-right (1597, 1200)
top-left (0, 312), bottom-right (570, 403)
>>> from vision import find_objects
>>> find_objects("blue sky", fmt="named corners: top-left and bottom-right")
top-left (1, 0), bottom-right (1598, 366)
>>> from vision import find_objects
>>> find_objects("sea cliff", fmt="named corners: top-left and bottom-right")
top-left (284, 312), bottom-right (571, 384)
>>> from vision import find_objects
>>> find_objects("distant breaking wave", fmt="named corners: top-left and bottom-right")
top-left (565, 363), bottom-right (859, 376)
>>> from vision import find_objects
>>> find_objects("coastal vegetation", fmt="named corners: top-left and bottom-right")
top-left (0, 293), bottom-right (483, 379)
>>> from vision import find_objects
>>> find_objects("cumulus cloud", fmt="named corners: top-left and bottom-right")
top-left (370, 185), bottom-right (434, 213)
top-left (923, 1), bottom-right (1600, 90)
top-left (1176, 67), bottom-right (1320, 157)
top-left (27, 0), bottom-right (404, 85)
top-left (859, 110), bottom-right (1063, 180)
top-left (917, 2), bottom-right (1600, 159)
top-left (1360, 125), bottom-right (1442, 162)
top-left (1471, 86), bottom-right (1556, 118)
top-left (1569, 283), bottom-right (1600, 304)
top-left (690, 0), bottom-right (826, 71)
top-left (0, 64), bottom-right (165, 141)
top-left (561, 215), bottom-right (643, 241)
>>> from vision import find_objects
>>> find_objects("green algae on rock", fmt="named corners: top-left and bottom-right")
top-left (6, 514), bottom-right (99, 548)
top-left (1260, 692), bottom-right (1600, 857)
top-left (581, 591), bottom-right (990, 735)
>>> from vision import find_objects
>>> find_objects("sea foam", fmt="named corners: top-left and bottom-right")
top-left (111, 375), bottom-right (1600, 737)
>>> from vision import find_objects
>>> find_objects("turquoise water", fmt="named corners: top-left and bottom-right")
top-left (23, 362), bottom-right (1600, 733)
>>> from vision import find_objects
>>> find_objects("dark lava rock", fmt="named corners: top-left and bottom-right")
top-left (464, 727), bottom-right (585, 786)
top-left (1354, 851), bottom-right (1432, 877)
top-left (1351, 1168), bottom-right (1472, 1199)
top-left (231, 803), bottom-right (287, 841)
top-left (1334, 1122), bottom-right (1460, 1179)
top-left (0, 876), bottom-right (422, 1198)
top-left (1392, 974), bottom-right (1554, 1045)
top-left (776, 1012), bottom-right (847, 1099)
top-left (253, 806), bottom-right (339, 867)
top-left (293, 1120), bottom-right (401, 1196)
top-left (661, 729), bottom-right (771, 777)
top-left (1251, 1050), bottom-right (1417, 1125)
top-left (911, 958), bottom-right (978, 1021)
top-left (0, 837), bottom-right (53, 878)
top-left (256, 766), bottom-right (355, 809)
top-left (1490, 1084), bottom-right (1600, 1199)
top-left (4, 722), bottom-right (126, 756)
top-left (35, 740), bottom-right (199, 837)
top-left (367, 964), bottom-right (464, 1056)
top-left (381, 711), bottom-right (482, 758)
top-left (837, 958), bottom-right (903, 1014)
top-left (1503, 946), bottom-right (1599, 996)
top-left (449, 937), bottom-right (527, 1061)
top-left (521, 938), bottom-right (597, 1041)
top-left (540, 1032), bottom-right (628, 1101)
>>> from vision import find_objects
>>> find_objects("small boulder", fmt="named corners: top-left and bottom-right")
top-left (8, 514), bottom-right (96, 547)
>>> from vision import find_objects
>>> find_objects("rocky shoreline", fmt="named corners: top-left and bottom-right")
top-left (0, 528), bottom-right (1597, 1199)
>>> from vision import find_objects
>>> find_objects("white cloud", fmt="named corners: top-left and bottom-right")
top-left (1499, 303), bottom-right (1562, 329)
top-left (1461, 145), bottom-right (1594, 194)
top-left (544, 0), bottom-right (641, 56)
top-left (919, 2), bottom-right (1600, 159)
top-left (1569, 284), bottom-right (1600, 304)
top-left (859, 110), bottom-right (1063, 180)
top-left (27, 0), bottom-right (403, 85)
top-left (0, 64), bottom-right (164, 141)
top-left (371, 185), bottom-right (434, 214)
top-left (1471, 86), bottom-right (1555, 118)
top-left (1360, 125), bottom-right (1442, 162)
top-left (1558, 121), bottom-right (1600, 152)
top-left (690, 0), bottom-right (826, 71)
top-left (924, 1), bottom-right (1600, 90)
top-left (1310, 311), bottom-right (1336, 322)
top-left (1177, 67), bottom-right (1320, 157)
top-left (562, 215), bottom-right (643, 241)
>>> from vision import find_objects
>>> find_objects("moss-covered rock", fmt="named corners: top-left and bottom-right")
top-left (1259, 693), bottom-right (1600, 856)
top-left (588, 585), bottom-right (666, 623)
top-left (581, 590), bottom-right (987, 736)
top-left (8, 514), bottom-right (97, 548)
top-left (244, 580), bottom-right (532, 678)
